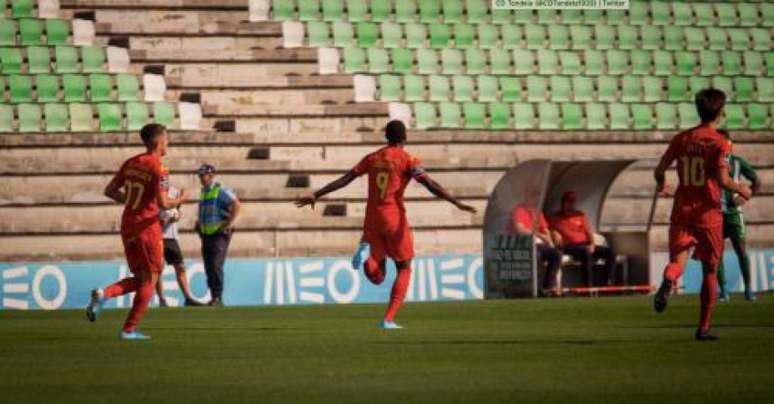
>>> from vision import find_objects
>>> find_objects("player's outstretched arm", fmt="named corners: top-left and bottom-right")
top-left (653, 151), bottom-right (675, 193)
top-left (415, 175), bottom-right (477, 213)
top-left (295, 170), bottom-right (358, 209)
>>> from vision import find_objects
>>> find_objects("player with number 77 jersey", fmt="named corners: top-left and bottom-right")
top-left (652, 89), bottom-right (752, 341)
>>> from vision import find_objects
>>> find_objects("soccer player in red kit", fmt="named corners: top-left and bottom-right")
top-left (86, 123), bottom-right (189, 340)
top-left (295, 120), bottom-right (476, 329)
top-left (653, 89), bottom-right (752, 341)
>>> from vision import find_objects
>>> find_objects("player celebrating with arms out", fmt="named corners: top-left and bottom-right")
top-left (652, 89), bottom-right (752, 341)
top-left (86, 123), bottom-right (189, 340)
top-left (295, 120), bottom-right (477, 329)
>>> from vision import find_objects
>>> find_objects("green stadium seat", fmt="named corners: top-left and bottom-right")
top-left (684, 28), bottom-right (705, 51)
top-left (322, 0), bottom-right (344, 21)
top-left (126, 102), bottom-right (149, 130)
top-left (439, 101), bottom-right (460, 128)
top-left (307, 21), bottom-right (330, 47)
top-left (500, 24), bottom-right (521, 50)
top-left (733, 77), bottom-right (754, 102)
top-left (419, 0), bottom-right (439, 23)
top-left (559, 51), bottom-right (580, 75)
top-left (489, 102), bottom-right (511, 129)
top-left (463, 102), bottom-right (485, 128)
top-left (609, 104), bottom-right (629, 129)
top-left (597, 76), bottom-right (618, 102)
top-left (20, 18), bottom-right (43, 46)
top-left (452, 75), bottom-right (473, 101)
top-left (764, 4), bottom-right (774, 26)
top-left (747, 104), bottom-right (768, 129)
top-left (527, 76), bottom-right (547, 102)
top-left (512, 49), bottom-right (534, 75)
top-left (63, 74), bottom-right (86, 101)
top-left (720, 51), bottom-right (742, 76)
top-left (499, 76), bottom-right (521, 102)
top-left (594, 25), bottom-right (615, 50)
top-left (728, 29), bottom-right (750, 51)
top-left (429, 23), bottom-right (450, 49)
top-left (0, 19), bottom-right (16, 46)
top-left (643, 77), bottom-right (662, 102)
top-left (298, 0), bottom-right (320, 21)
top-left (466, 0), bottom-right (487, 24)
top-left (475, 75), bottom-right (496, 102)
top-left (678, 103), bottom-right (698, 128)
top-left (510, 10), bottom-right (530, 24)
top-left (585, 103), bottom-right (606, 130)
top-left (584, 50), bottom-right (604, 76)
top-left (560, 10), bottom-right (582, 24)
top-left (758, 77), bottom-right (773, 102)
top-left (675, 52), bottom-right (696, 76)
top-left (537, 9), bottom-right (556, 24)
top-left (117, 74), bottom-right (139, 101)
top-left (738, 4), bottom-right (759, 27)
top-left (333, 21), bottom-right (354, 47)
top-left (700, 51), bottom-right (720, 76)
top-left (572, 76), bottom-right (593, 102)
top-left (606, 50), bottom-right (627, 75)
top-left (745, 51), bottom-right (765, 76)
top-left (403, 74), bottom-right (424, 101)
top-left (672, 3), bottom-right (693, 26)
top-left (12, 0), bottom-right (34, 18)
top-left (413, 102), bottom-right (436, 129)
top-left (441, 49), bottom-right (462, 74)
top-left (715, 4), bottom-right (736, 27)
top-left (1, 48), bottom-right (23, 73)
top-left (606, 9), bottom-right (625, 25)
top-left (0, 76), bottom-right (10, 101)
top-left (621, 76), bottom-right (642, 102)
top-left (549, 75), bottom-right (570, 102)
top-left (44, 103), bottom-right (68, 132)
top-left (628, 2), bottom-right (648, 25)
top-left (36, 74), bottom-right (58, 102)
top-left (441, 0), bottom-right (462, 23)
top-left (82, 46), bottom-right (106, 73)
top-left (346, 0), bottom-right (368, 22)
top-left (367, 48), bottom-right (388, 73)
top-left (28, 46), bottom-right (50, 73)
top-left (537, 50), bottom-right (557, 75)
top-left (641, 26), bottom-right (661, 50)
top-left (688, 77), bottom-right (710, 97)
top-left (667, 76), bottom-right (688, 101)
top-left (395, 0), bottom-right (417, 23)
top-left (0, 104), bottom-right (13, 132)
top-left (664, 27), bottom-right (686, 51)
top-left (392, 48), bottom-right (413, 74)
top-left (271, 0), bottom-right (294, 20)
top-left (69, 103), bottom-right (93, 131)
top-left (429, 74), bottom-right (449, 101)
top-left (693, 4), bottom-right (714, 27)
top-left (19, 103), bottom-right (41, 132)
top-left (656, 103), bottom-right (677, 130)
top-left (343, 47), bottom-right (366, 73)
top-left (55, 46), bottom-right (78, 73)
top-left (632, 104), bottom-right (653, 129)
top-left (45, 19), bottom-right (70, 46)
top-left (489, 49), bottom-right (510, 74)
top-left (651, 2), bottom-right (669, 25)
top-left (561, 103), bottom-right (583, 130)
top-left (9, 74), bottom-right (32, 103)
top-left (368, 1), bottom-right (392, 22)
top-left (405, 23), bottom-right (426, 48)
top-left (724, 104), bottom-right (745, 129)
top-left (525, 24), bottom-right (545, 50)
top-left (617, 26), bottom-right (637, 50)
top-left (378, 74), bottom-right (400, 101)
top-left (477, 24), bottom-right (497, 49)
top-left (417, 48), bottom-right (438, 74)
top-left (454, 23), bottom-right (474, 49)
top-left (583, 9), bottom-right (603, 24)
top-left (513, 103), bottom-right (535, 129)
top-left (493, 8), bottom-right (513, 24)
top-left (570, 25), bottom-right (591, 50)
top-left (98, 103), bottom-right (122, 131)
top-left (707, 29), bottom-right (727, 51)
top-left (750, 29), bottom-right (770, 51)
top-left (548, 25), bottom-right (568, 50)
top-left (713, 77), bottom-right (733, 98)
top-left (356, 22), bottom-right (378, 48)
top-left (154, 102), bottom-right (175, 127)
top-left (630, 50), bottom-right (651, 75)
top-left (464, 48), bottom-right (486, 74)
top-left (538, 103), bottom-right (559, 129)
top-left (653, 51), bottom-right (673, 76)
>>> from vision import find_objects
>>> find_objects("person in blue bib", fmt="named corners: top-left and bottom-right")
top-left (195, 164), bottom-right (241, 306)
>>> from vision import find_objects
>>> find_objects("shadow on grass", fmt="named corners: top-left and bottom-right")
top-left (143, 327), bottom-right (295, 332)
top-left (615, 324), bottom-right (774, 329)
top-left (373, 339), bottom-right (634, 346)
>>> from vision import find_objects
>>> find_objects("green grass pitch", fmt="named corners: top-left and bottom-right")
top-left (1, 294), bottom-right (772, 404)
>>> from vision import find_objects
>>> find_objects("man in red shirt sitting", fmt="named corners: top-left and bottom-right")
top-left (510, 196), bottom-right (561, 295)
top-left (549, 191), bottom-right (616, 286)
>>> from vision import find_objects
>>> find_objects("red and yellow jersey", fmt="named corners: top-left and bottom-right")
top-left (662, 124), bottom-right (730, 228)
top-left (352, 146), bottom-right (427, 224)
top-left (549, 210), bottom-right (592, 245)
top-left (110, 152), bottom-right (169, 235)
top-left (510, 203), bottom-right (548, 235)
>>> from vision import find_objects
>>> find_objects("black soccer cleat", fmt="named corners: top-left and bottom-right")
top-left (695, 328), bottom-right (719, 341)
top-left (654, 278), bottom-right (673, 313)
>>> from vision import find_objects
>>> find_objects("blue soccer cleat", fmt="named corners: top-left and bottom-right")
top-left (85, 288), bottom-right (104, 322)
top-left (379, 320), bottom-right (403, 330)
top-left (745, 290), bottom-right (757, 302)
top-left (119, 330), bottom-right (151, 340)
top-left (351, 241), bottom-right (370, 270)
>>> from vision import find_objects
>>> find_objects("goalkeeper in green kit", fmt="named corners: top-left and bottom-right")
top-left (717, 130), bottom-right (762, 302)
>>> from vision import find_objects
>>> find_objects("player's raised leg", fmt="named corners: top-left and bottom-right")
top-left (654, 228), bottom-right (692, 313)
top-left (119, 269), bottom-right (158, 340)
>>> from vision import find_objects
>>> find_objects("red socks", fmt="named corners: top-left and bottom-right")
top-left (699, 272), bottom-right (718, 332)
top-left (122, 279), bottom-right (153, 333)
top-left (384, 267), bottom-right (412, 322)
top-left (364, 258), bottom-right (386, 285)
top-left (663, 263), bottom-right (683, 283)
top-left (103, 278), bottom-right (140, 299)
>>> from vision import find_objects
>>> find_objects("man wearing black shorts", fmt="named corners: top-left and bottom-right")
top-left (156, 185), bottom-right (204, 307)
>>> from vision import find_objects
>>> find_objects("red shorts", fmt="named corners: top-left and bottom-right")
top-left (364, 215), bottom-right (414, 263)
top-left (122, 228), bottom-right (163, 274)
top-left (669, 224), bottom-right (723, 270)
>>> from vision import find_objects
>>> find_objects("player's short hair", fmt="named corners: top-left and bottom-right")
top-left (694, 88), bottom-right (726, 123)
top-left (385, 120), bottom-right (407, 144)
top-left (140, 123), bottom-right (166, 146)
top-left (717, 128), bottom-right (731, 139)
